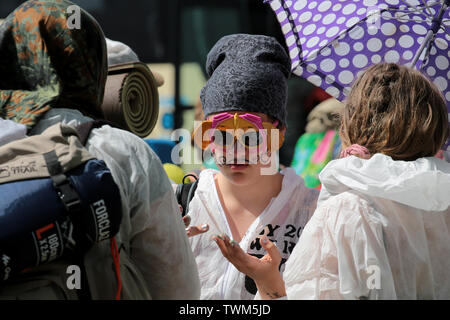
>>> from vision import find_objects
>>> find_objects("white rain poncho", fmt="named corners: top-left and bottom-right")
top-left (187, 168), bottom-right (319, 300)
top-left (30, 108), bottom-right (201, 300)
top-left (283, 153), bottom-right (450, 299)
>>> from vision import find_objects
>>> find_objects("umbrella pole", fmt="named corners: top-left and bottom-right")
top-left (409, 30), bottom-right (434, 69)
top-left (409, 0), bottom-right (448, 69)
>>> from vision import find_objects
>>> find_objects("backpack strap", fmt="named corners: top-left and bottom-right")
top-left (176, 174), bottom-right (199, 217)
top-left (42, 149), bottom-right (93, 300)
top-left (74, 120), bottom-right (120, 146)
top-left (43, 150), bottom-right (82, 214)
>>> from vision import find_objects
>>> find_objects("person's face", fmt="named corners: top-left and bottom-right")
top-left (208, 111), bottom-right (282, 185)
top-left (216, 151), bottom-right (273, 186)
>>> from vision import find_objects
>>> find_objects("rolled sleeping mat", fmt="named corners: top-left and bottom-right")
top-left (100, 62), bottom-right (163, 138)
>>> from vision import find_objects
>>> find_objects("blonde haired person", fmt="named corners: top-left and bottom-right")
top-left (214, 63), bottom-right (450, 299)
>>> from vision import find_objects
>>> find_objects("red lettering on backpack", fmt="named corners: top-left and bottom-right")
top-left (35, 224), bottom-right (54, 239)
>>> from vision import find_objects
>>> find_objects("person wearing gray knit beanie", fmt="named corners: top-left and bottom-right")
top-left (200, 34), bottom-right (291, 126)
top-left (186, 34), bottom-right (319, 300)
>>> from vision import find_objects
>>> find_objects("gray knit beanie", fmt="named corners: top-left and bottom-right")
top-left (200, 34), bottom-right (291, 126)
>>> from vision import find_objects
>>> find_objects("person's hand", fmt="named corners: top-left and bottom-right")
top-left (182, 215), bottom-right (209, 238)
top-left (212, 234), bottom-right (286, 299)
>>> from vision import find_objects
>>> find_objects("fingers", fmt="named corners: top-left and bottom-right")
top-left (183, 214), bottom-right (209, 237)
top-left (212, 234), bottom-right (250, 271)
top-left (212, 234), bottom-right (239, 257)
top-left (186, 224), bottom-right (209, 238)
top-left (213, 234), bottom-right (281, 268)
top-left (212, 234), bottom-right (230, 257)
top-left (222, 235), bottom-right (244, 259)
top-left (259, 235), bottom-right (282, 266)
top-left (182, 215), bottom-right (191, 227)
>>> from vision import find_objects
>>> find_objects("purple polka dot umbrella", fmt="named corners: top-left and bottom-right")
top-left (264, 0), bottom-right (450, 152)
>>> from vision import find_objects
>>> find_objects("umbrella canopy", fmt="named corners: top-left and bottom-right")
top-left (265, 0), bottom-right (450, 151)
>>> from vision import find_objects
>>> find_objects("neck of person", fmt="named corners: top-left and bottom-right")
top-left (215, 168), bottom-right (284, 242)
top-left (215, 170), bottom-right (284, 206)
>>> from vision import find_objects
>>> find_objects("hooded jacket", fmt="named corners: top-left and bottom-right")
top-left (0, 0), bottom-right (200, 299)
top-left (0, 0), bottom-right (107, 126)
top-left (283, 153), bottom-right (450, 299)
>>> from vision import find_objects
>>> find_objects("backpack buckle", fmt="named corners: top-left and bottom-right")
top-left (53, 175), bottom-right (81, 212)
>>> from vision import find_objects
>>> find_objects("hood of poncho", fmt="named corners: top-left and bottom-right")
top-left (318, 153), bottom-right (450, 212)
top-left (0, 0), bottom-right (107, 129)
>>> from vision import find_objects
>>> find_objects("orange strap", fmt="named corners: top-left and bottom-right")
top-left (110, 237), bottom-right (122, 300)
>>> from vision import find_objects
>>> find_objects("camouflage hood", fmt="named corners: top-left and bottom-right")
top-left (0, 0), bottom-right (107, 129)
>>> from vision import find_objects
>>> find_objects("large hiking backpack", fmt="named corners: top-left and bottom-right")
top-left (0, 122), bottom-right (123, 300)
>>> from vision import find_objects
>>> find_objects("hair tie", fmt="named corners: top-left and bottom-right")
top-left (340, 144), bottom-right (371, 159)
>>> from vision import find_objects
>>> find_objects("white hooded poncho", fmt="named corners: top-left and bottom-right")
top-left (30, 108), bottom-right (201, 300)
top-left (283, 153), bottom-right (450, 299)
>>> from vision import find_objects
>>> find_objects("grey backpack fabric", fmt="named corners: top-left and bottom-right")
top-left (0, 261), bottom-right (80, 300)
